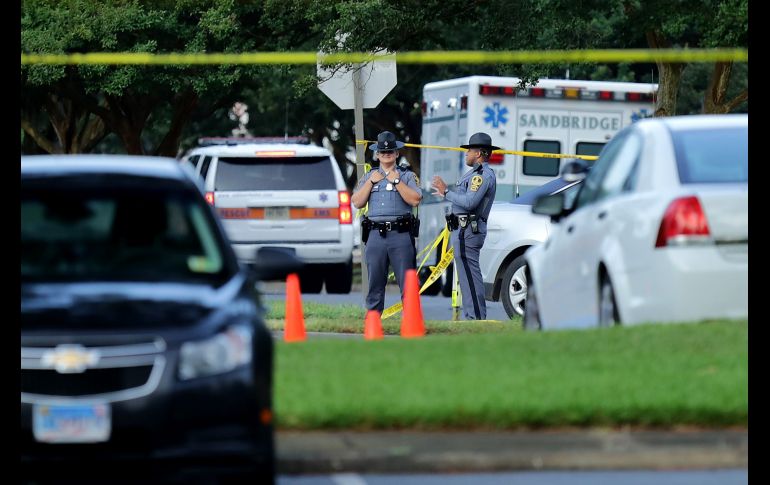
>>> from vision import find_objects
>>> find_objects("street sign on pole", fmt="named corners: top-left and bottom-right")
top-left (317, 50), bottom-right (396, 110)
top-left (317, 49), bottom-right (396, 304)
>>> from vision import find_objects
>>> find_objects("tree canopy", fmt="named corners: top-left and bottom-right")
top-left (21, 0), bottom-right (748, 186)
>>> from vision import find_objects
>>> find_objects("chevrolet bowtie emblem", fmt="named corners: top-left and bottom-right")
top-left (41, 344), bottom-right (100, 373)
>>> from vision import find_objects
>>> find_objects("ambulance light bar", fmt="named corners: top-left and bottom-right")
top-left (480, 85), bottom-right (655, 102)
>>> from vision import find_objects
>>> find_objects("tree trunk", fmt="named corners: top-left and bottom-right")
top-left (646, 31), bottom-right (684, 117)
top-left (24, 93), bottom-right (109, 154)
top-left (105, 94), bottom-right (153, 155)
top-left (43, 94), bottom-right (73, 153)
top-left (21, 117), bottom-right (59, 154)
top-left (703, 62), bottom-right (749, 114)
top-left (77, 113), bottom-right (108, 153)
top-left (154, 91), bottom-right (199, 157)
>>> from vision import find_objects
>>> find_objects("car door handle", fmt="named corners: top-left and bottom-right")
top-left (597, 211), bottom-right (607, 220)
top-left (567, 225), bottom-right (575, 234)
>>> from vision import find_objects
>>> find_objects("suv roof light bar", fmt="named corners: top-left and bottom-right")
top-left (197, 136), bottom-right (310, 146)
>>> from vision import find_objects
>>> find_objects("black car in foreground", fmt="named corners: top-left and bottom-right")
top-left (21, 155), bottom-right (301, 483)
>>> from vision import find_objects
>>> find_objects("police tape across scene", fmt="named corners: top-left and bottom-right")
top-left (21, 48), bottom-right (748, 65)
top-left (355, 139), bottom-right (599, 162)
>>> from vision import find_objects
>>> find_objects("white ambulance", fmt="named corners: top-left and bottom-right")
top-left (416, 75), bottom-right (656, 295)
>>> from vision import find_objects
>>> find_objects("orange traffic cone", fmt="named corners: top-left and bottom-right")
top-left (284, 273), bottom-right (306, 342)
top-left (400, 269), bottom-right (425, 338)
top-left (364, 310), bottom-right (384, 340)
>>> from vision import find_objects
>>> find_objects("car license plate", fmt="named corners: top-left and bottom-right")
top-left (33, 402), bottom-right (111, 443)
top-left (218, 207), bottom-right (250, 219)
top-left (265, 207), bottom-right (289, 220)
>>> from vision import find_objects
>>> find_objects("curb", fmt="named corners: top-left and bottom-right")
top-left (276, 429), bottom-right (748, 474)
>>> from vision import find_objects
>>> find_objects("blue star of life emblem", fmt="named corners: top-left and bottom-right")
top-left (319, 193), bottom-right (328, 202)
top-left (483, 102), bottom-right (508, 128)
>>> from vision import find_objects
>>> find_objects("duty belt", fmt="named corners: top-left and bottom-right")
top-left (362, 216), bottom-right (415, 240)
top-left (446, 213), bottom-right (485, 231)
top-left (370, 219), bottom-right (413, 232)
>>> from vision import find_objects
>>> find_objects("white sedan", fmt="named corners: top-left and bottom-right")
top-left (524, 114), bottom-right (748, 330)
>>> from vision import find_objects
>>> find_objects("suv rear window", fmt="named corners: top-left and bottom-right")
top-left (214, 156), bottom-right (337, 190)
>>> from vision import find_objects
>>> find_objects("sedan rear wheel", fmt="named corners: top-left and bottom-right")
top-left (522, 281), bottom-right (542, 331)
top-left (598, 273), bottom-right (620, 327)
top-left (501, 255), bottom-right (528, 319)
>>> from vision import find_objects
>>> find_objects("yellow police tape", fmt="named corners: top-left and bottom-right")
top-left (21, 48), bottom-right (747, 65)
top-left (381, 228), bottom-right (453, 320)
top-left (356, 139), bottom-right (599, 161)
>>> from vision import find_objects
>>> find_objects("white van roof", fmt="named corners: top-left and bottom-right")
top-left (425, 75), bottom-right (657, 94)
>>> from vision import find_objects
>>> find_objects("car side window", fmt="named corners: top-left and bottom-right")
top-left (573, 131), bottom-right (628, 210)
top-left (594, 132), bottom-right (642, 202)
top-left (561, 182), bottom-right (583, 210)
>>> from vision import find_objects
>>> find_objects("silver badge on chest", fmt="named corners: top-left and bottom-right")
top-left (386, 183), bottom-right (394, 191)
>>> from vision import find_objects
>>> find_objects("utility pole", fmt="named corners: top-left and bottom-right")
top-left (353, 66), bottom-right (368, 302)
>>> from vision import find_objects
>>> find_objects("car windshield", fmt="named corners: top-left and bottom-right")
top-left (22, 178), bottom-right (230, 284)
top-left (214, 156), bottom-right (337, 190)
top-left (673, 126), bottom-right (748, 184)
top-left (511, 178), bottom-right (574, 205)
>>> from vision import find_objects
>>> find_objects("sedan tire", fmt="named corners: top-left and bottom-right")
top-left (500, 255), bottom-right (528, 319)
top-left (598, 273), bottom-right (620, 327)
top-left (522, 281), bottom-right (542, 331)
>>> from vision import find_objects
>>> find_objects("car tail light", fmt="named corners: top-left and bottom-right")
top-left (338, 191), bottom-right (352, 224)
top-left (205, 191), bottom-right (215, 206)
top-left (655, 196), bottom-right (711, 248)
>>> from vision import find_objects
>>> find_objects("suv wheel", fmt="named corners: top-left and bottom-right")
top-left (299, 268), bottom-right (323, 294)
top-left (325, 261), bottom-right (353, 294)
top-left (500, 255), bottom-right (528, 319)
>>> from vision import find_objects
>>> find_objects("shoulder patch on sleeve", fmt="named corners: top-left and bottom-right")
top-left (470, 175), bottom-right (483, 192)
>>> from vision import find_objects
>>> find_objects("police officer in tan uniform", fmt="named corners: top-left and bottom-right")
top-left (431, 132), bottom-right (498, 320)
top-left (352, 131), bottom-right (422, 313)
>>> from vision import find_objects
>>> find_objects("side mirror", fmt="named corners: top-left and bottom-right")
top-left (561, 159), bottom-right (590, 182)
top-left (251, 247), bottom-right (305, 281)
top-left (532, 193), bottom-right (566, 222)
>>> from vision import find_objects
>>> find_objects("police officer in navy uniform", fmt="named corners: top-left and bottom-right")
top-left (431, 132), bottom-right (498, 320)
top-left (352, 131), bottom-right (422, 313)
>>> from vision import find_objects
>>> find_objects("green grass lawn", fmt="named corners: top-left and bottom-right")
top-left (273, 319), bottom-right (747, 430)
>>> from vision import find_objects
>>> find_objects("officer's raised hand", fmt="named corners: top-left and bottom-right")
top-left (370, 170), bottom-right (386, 184)
top-left (431, 176), bottom-right (448, 197)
